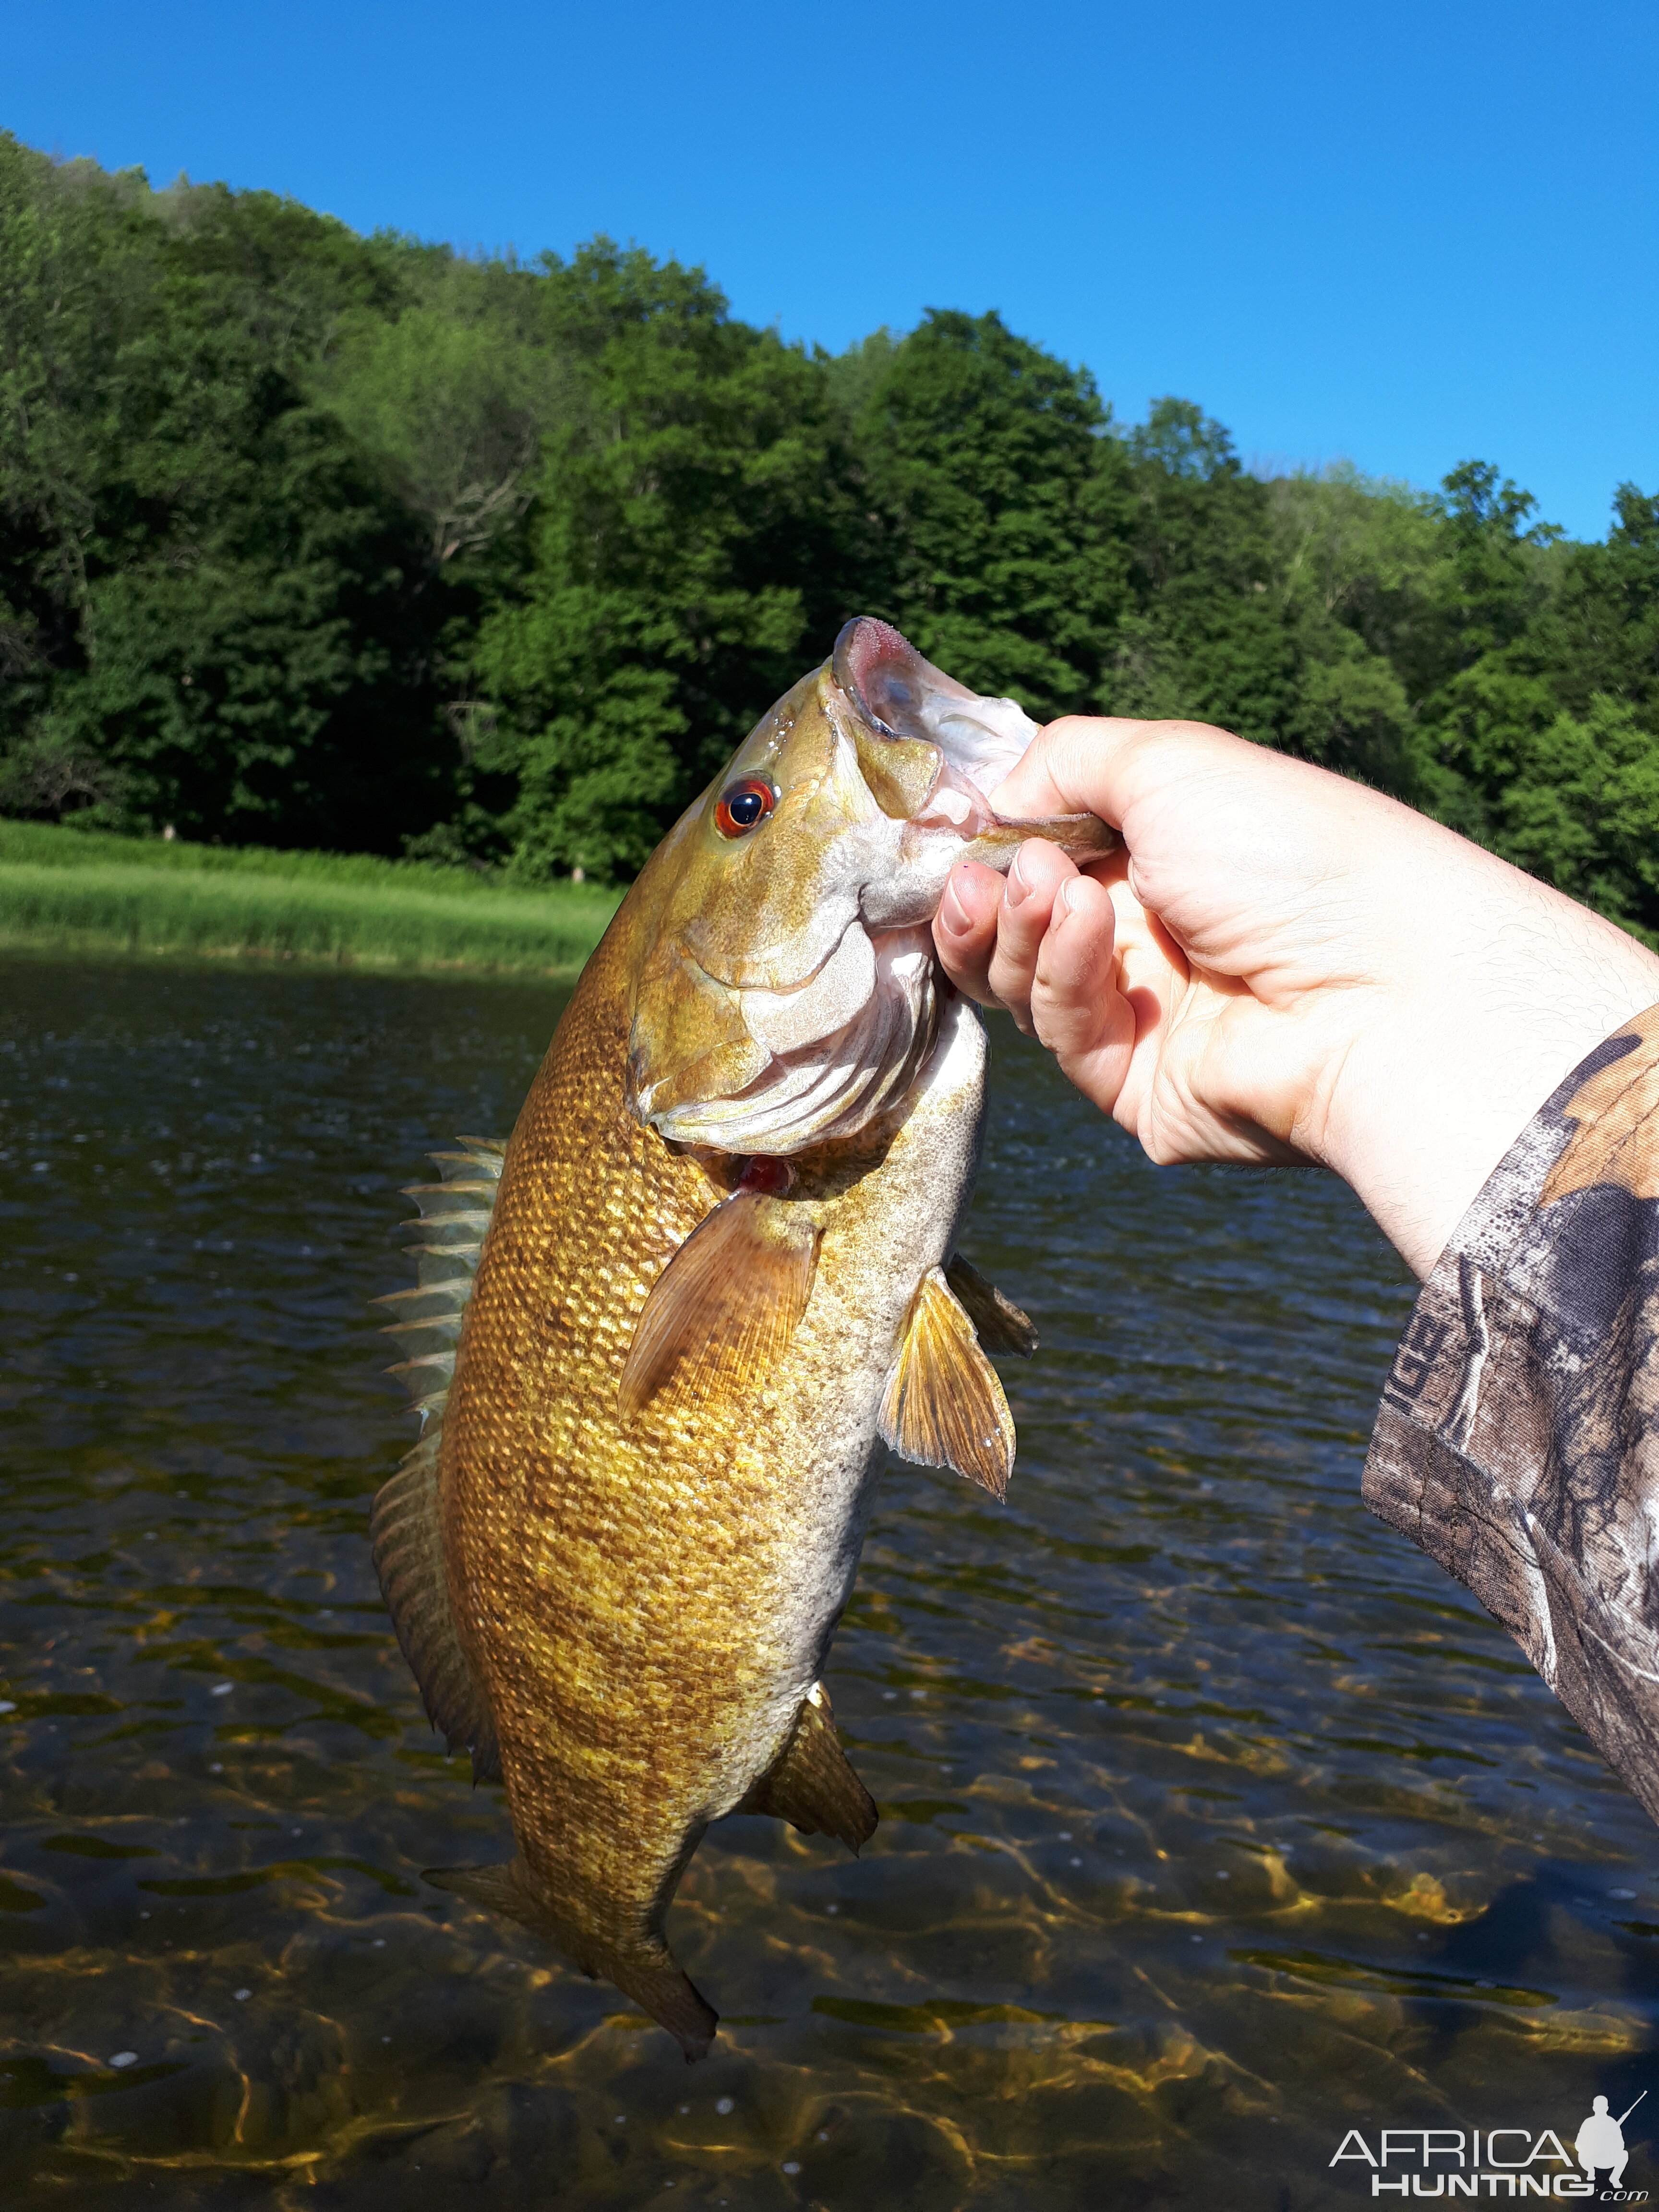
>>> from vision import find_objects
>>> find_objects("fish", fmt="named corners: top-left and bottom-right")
top-left (370, 617), bottom-right (1115, 2060)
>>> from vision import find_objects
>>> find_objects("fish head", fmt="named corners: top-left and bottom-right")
top-left (628, 618), bottom-right (1114, 1154)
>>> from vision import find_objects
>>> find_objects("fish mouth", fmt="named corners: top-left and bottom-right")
top-left (832, 617), bottom-right (1116, 870)
top-left (834, 617), bottom-right (1034, 840)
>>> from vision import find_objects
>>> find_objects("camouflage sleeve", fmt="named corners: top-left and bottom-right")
top-left (1364, 1003), bottom-right (1659, 1825)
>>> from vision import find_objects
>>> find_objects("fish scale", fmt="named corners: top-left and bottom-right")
top-left (370, 619), bottom-right (1103, 2057)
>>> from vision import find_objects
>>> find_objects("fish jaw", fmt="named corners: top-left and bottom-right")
top-left (833, 616), bottom-right (1037, 809)
top-left (857, 810), bottom-right (1116, 934)
top-left (642, 924), bottom-right (938, 1153)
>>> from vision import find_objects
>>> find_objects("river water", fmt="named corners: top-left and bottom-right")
top-left (2, 950), bottom-right (1656, 2210)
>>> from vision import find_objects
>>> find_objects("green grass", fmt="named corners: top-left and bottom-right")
top-left (0, 820), bottom-right (623, 975)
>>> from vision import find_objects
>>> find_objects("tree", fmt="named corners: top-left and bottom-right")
top-left (1110, 399), bottom-right (1300, 748)
top-left (0, 135), bottom-right (452, 848)
top-left (1411, 462), bottom-right (1569, 839)
top-left (316, 256), bottom-right (577, 566)
top-left (463, 243), bottom-right (860, 879)
top-left (1493, 695), bottom-right (1659, 941)
top-left (1529, 482), bottom-right (1659, 729)
top-left (838, 309), bottom-right (1131, 719)
top-left (2, 129), bottom-right (1656, 934)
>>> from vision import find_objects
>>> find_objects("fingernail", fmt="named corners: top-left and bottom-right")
top-left (1006, 850), bottom-right (1031, 907)
top-left (938, 877), bottom-right (969, 936)
top-left (1058, 877), bottom-right (1084, 917)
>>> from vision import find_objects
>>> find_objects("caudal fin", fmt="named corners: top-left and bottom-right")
top-left (422, 1858), bottom-right (718, 2063)
top-left (606, 1948), bottom-right (719, 2064)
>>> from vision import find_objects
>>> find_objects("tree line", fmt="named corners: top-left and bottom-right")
top-left (3, 132), bottom-right (1656, 938)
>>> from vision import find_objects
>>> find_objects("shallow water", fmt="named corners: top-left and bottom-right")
top-left (2, 950), bottom-right (1656, 2211)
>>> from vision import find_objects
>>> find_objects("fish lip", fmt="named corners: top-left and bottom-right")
top-left (833, 615), bottom-right (980, 736)
top-left (831, 616), bottom-right (1041, 817)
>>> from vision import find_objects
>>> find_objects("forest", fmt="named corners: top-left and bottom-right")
top-left (3, 131), bottom-right (1656, 938)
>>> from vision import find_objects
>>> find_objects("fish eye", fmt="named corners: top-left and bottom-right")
top-left (714, 779), bottom-right (777, 838)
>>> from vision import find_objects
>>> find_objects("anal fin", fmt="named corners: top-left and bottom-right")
top-left (945, 1252), bottom-right (1037, 1358)
top-left (737, 1683), bottom-right (878, 1854)
top-left (880, 1265), bottom-right (1017, 1499)
top-left (619, 1190), bottom-right (819, 1423)
top-left (423, 1857), bottom-right (718, 2063)
top-left (370, 1440), bottom-right (501, 1784)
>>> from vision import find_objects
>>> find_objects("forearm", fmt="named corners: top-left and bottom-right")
top-left (1315, 848), bottom-right (1659, 1275)
top-left (1365, 1004), bottom-right (1659, 1822)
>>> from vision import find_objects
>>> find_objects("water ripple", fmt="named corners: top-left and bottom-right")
top-left (3, 952), bottom-right (1657, 2209)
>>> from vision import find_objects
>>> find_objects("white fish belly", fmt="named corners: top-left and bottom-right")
top-left (703, 995), bottom-right (989, 1817)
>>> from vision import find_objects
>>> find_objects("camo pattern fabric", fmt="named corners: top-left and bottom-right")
top-left (1364, 1003), bottom-right (1659, 1826)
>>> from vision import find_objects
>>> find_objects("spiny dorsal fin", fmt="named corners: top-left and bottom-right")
top-left (880, 1265), bottom-right (1016, 1499)
top-left (423, 1857), bottom-right (718, 2063)
top-left (371, 1132), bottom-right (509, 1781)
top-left (618, 1190), bottom-right (819, 1424)
top-left (435, 1137), bottom-right (505, 1178)
top-left (369, 1438), bottom-right (501, 1783)
top-left (945, 1252), bottom-right (1037, 1358)
top-left (737, 1683), bottom-right (877, 1854)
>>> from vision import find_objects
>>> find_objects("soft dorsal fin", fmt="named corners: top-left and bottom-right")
top-left (370, 1436), bottom-right (502, 1784)
top-left (880, 1265), bottom-right (1016, 1498)
top-left (737, 1683), bottom-right (877, 1854)
top-left (618, 1190), bottom-right (819, 1423)
top-left (945, 1252), bottom-right (1037, 1358)
top-left (370, 1132), bottom-right (508, 1783)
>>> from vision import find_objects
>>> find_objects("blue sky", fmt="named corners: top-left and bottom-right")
top-left (8, 0), bottom-right (1655, 541)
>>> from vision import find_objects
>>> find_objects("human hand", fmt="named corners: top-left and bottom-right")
top-left (935, 717), bottom-right (1659, 1276)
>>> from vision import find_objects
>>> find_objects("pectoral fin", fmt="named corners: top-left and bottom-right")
top-left (945, 1252), bottom-right (1037, 1358)
top-left (880, 1265), bottom-right (1016, 1499)
top-left (618, 1190), bottom-right (820, 1423)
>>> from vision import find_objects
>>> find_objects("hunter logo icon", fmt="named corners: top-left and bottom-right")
top-left (1578, 2095), bottom-right (1644, 2191)
top-left (1330, 2089), bottom-right (1648, 2197)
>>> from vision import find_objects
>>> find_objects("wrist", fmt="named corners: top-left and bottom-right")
top-left (1320, 894), bottom-right (1659, 1278)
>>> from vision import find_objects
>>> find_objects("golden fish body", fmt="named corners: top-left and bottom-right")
top-left (372, 621), bottom-right (1111, 2057)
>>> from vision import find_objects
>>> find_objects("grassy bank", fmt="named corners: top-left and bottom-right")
top-left (0, 822), bottom-right (622, 975)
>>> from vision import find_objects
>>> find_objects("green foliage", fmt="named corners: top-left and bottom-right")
top-left (834, 308), bottom-right (1130, 718)
top-left (3, 130), bottom-right (1657, 944)
top-left (1486, 696), bottom-right (1659, 939)
top-left (315, 256), bottom-right (575, 566)
top-left (466, 243), bottom-right (859, 880)
top-left (1112, 399), bottom-right (1297, 745)
top-left (0, 135), bottom-right (448, 851)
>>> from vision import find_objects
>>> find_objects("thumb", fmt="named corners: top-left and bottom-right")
top-left (990, 716), bottom-right (1181, 828)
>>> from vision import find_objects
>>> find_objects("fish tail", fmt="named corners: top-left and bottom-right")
top-left (606, 1946), bottom-right (719, 2066)
top-left (422, 1857), bottom-right (718, 2063)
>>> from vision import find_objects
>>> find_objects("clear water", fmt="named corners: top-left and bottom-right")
top-left (2, 950), bottom-right (1656, 2210)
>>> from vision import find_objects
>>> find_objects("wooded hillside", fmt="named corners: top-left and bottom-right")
top-left (4, 134), bottom-right (1655, 936)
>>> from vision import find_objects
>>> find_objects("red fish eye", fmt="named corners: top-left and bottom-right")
top-left (715, 779), bottom-right (777, 838)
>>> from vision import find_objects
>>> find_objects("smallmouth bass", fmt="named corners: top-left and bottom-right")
top-left (373, 619), bottom-right (1113, 2059)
